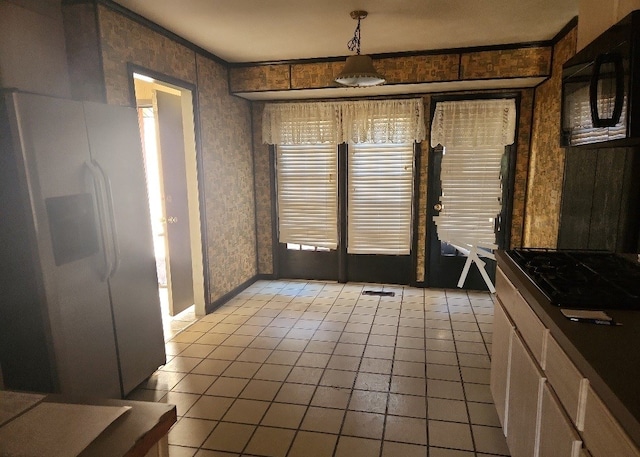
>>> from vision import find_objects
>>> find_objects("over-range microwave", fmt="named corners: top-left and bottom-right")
top-left (561, 10), bottom-right (640, 148)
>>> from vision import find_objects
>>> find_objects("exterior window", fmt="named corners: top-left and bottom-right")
top-left (347, 143), bottom-right (414, 255)
top-left (276, 144), bottom-right (338, 250)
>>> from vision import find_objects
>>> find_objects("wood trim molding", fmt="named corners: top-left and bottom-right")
top-left (229, 40), bottom-right (557, 68)
top-left (206, 274), bottom-right (271, 313)
top-left (552, 16), bottom-right (579, 45)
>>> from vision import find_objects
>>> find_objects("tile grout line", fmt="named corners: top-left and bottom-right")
top-left (445, 289), bottom-right (479, 457)
top-left (178, 282), bottom-right (295, 453)
top-left (423, 288), bottom-right (431, 457)
top-left (378, 287), bottom-right (402, 457)
top-left (155, 280), bottom-right (505, 457)
top-left (286, 283), bottom-right (346, 457)
top-left (237, 281), bottom-right (325, 456)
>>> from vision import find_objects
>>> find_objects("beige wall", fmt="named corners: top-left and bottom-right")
top-left (0, 0), bottom-right (70, 97)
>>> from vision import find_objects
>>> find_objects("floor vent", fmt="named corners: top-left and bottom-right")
top-left (362, 290), bottom-right (395, 297)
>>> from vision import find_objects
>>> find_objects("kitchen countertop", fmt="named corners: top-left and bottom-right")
top-left (497, 250), bottom-right (640, 447)
top-left (0, 392), bottom-right (176, 457)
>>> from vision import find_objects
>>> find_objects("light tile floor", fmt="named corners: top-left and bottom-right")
top-left (159, 287), bottom-right (199, 342)
top-left (128, 280), bottom-right (510, 457)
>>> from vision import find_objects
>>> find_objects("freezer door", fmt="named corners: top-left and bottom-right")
top-left (83, 101), bottom-right (166, 396)
top-left (7, 92), bottom-right (121, 397)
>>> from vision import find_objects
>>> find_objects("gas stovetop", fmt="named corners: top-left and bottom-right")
top-left (507, 249), bottom-right (640, 309)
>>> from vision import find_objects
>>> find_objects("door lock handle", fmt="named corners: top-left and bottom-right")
top-left (434, 203), bottom-right (443, 211)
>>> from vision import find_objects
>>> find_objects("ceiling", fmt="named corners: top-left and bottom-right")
top-left (113, 0), bottom-right (579, 64)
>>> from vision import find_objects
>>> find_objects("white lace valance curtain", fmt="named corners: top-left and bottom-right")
top-left (262, 99), bottom-right (426, 145)
top-left (262, 102), bottom-right (342, 145)
top-left (430, 99), bottom-right (517, 148)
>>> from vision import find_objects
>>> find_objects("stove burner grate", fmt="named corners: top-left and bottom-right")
top-left (507, 249), bottom-right (640, 309)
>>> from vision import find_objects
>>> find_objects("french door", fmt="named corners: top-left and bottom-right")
top-left (345, 142), bottom-right (414, 284)
top-left (425, 96), bottom-right (517, 291)
top-left (274, 143), bottom-right (416, 285)
top-left (426, 144), bottom-right (515, 290)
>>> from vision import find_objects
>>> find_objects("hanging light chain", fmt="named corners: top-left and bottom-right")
top-left (347, 17), bottom-right (362, 55)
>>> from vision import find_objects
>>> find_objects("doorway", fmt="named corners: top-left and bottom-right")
top-left (425, 97), bottom-right (517, 291)
top-left (132, 72), bottom-right (205, 337)
top-left (273, 142), bottom-right (416, 286)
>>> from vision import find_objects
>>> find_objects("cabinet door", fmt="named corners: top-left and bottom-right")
top-left (544, 334), bottom-right (588, 429)
top-left (506, 331), bottom-right (545, 457)
top-left (538, 384), bottom-right (582, 457)
top-left (490, 300), bottom-right (514, 429)
top-left (583, 386), bottom-right (640, 457)
top-left (558, 147), bottom-right (639, 252)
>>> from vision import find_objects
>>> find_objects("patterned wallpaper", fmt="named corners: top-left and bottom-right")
top-left (460, 47), bottom-right (551, 79)
top-left (511, 89), bottom-right (535, 248)
top-left (230, 65), bottom-right (291, 93)
top-left (251, 102), bottom-right (274, 274)
top-left (195, 54), bottom-right (257, 302)
top-left (98, 7), bottom-right (197, 105)
top-left (378, 55), bottom-right (459, 84)
top-left (415, 95), bottom-right (432, 283)
top-left (524, 28), bottom-right (577, 247)
top-left (94, 5), bottom-right (258, 304)
top-left (229, 47), bottom-right (551, 93)
top-left (290, 62), bottom-right (344, 89)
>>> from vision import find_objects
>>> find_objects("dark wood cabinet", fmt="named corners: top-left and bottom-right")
top-left (558, 147), bottom-right (640, 252)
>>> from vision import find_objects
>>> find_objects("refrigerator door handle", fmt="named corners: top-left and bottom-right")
top-left (92, 159), bottom-right (121, 278)
top-left (84, 161), bottom-right (113, 282)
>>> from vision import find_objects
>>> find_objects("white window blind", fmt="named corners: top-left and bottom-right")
top-left (276, 144), bottom-right (338, 249)
top-left (434, 145), bottom-right (504, 247)
top-left (430, 99), bottom-right (516, 250)
top-left (348, 142), bottom-right (414, 255)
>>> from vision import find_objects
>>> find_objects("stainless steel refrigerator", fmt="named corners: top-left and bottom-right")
top-left (0, 90), bottom-right (166, 398)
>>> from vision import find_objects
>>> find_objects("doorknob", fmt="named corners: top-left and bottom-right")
top-left (167, 216), bottom-right (178, 224)
top-left (434, 203), bottom-right (443, 211)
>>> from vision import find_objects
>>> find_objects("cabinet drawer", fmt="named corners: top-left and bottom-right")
top-left (538, 383), bottom-right (582, 457)
top-left (511, 290), bottom-right (548, 365)
top-left (544, 335), bottom-right (588, 429)
top-left (582, 387), bottom-right (640, 457)
top-left (496, 268), bottom-right (548, 365)
top-left (496, 268), bottom-right (517, 315)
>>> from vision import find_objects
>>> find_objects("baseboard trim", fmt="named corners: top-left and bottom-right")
top-left (205, 273), bottom-right (275, 313)
top-left (205, 274), bottom-right (432, 313)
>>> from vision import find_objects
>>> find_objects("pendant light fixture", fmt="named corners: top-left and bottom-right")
top-left (335, 10), bottom-right (386, 87)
